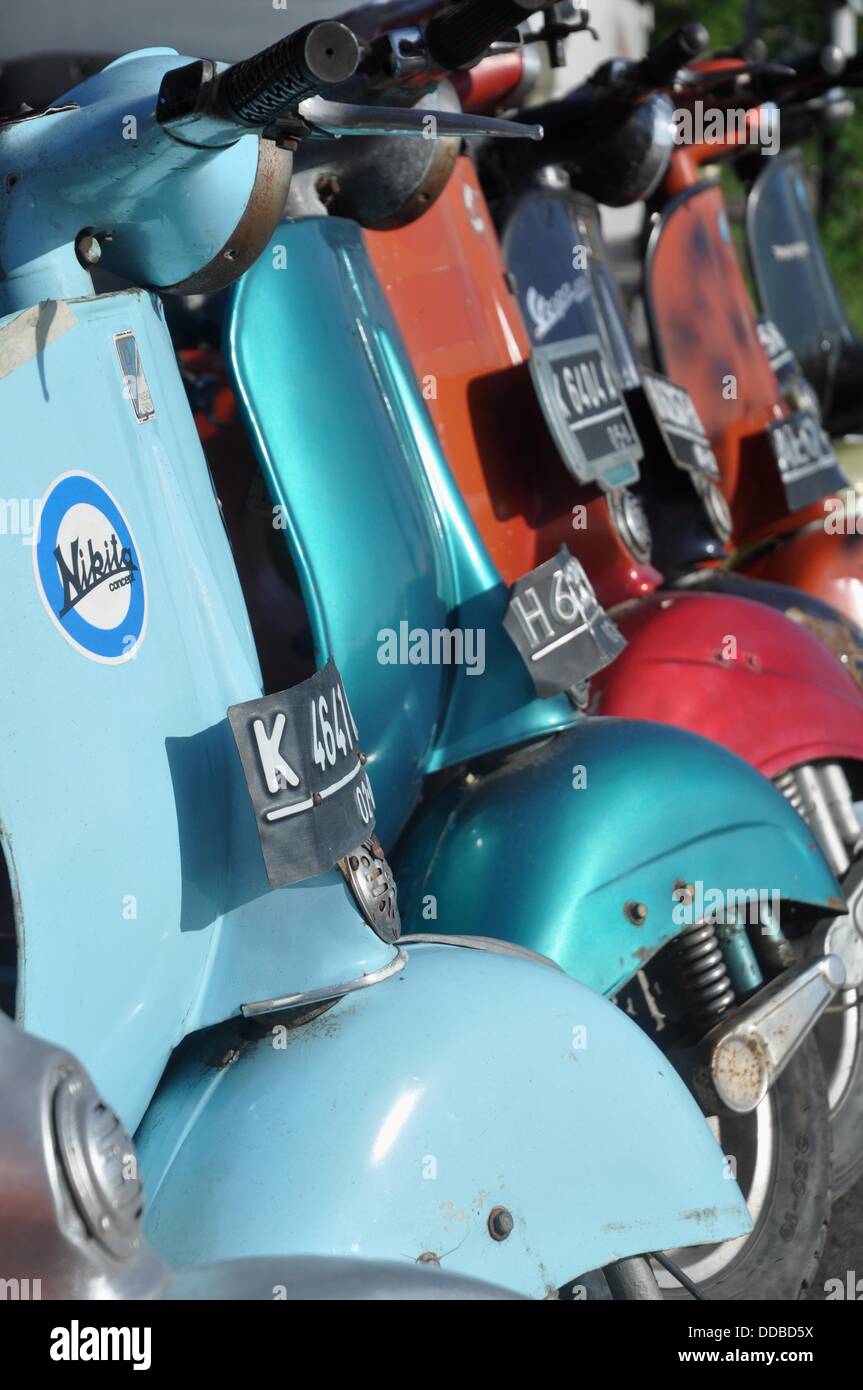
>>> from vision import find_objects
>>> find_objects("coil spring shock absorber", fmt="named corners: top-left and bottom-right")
top-left (675, 922), bottom-right (736, 1032)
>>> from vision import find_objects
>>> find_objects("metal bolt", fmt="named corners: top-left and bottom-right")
top-left (488, 1206), bottom-right (514, 1242)
top-left (625, 900), bottom-right (648, 926)
top-left (75, 232), bottom-right (102, 267)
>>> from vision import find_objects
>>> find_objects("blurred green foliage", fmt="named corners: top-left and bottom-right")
top-left (654, 1), bottom-right (863, 329)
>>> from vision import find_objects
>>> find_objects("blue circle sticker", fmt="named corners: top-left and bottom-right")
top-left (33, 473), bottom-right (147, 663)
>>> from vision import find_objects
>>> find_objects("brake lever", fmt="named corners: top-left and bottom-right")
top-left (297, 96), bottom-right (543, 139)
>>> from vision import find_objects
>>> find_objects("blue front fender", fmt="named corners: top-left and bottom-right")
top-left (393, 719), bottom-right (843, 997)
top-left (136, 942), bottom-right (750, 1298)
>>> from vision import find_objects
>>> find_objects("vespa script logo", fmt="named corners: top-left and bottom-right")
top-left (525, 278), bottom-right (591, 342)
top-left (34, 473), bottom-right (147, 663)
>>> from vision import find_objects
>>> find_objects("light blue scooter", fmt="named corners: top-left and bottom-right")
top-left (0, 11), bottom-right (754, 1300)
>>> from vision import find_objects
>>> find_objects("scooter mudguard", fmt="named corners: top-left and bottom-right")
top-left (593, 590), bottom-right (863, 778)
top-left (226, 216), bottom-right (579, 848)
top-left (392, 720), bottom-right (843, 996)
top-left (0, 291), bottom-right (400, 1132)
top-left (676, 568), bottom-right (863, 682)
top-left (136, 941), bottom-right (751, 1296)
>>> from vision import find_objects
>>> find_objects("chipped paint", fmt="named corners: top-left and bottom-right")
top-left (0, 301), bottom-right (77, 380)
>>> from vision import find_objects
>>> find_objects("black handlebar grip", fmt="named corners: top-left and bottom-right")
top-left (790, 44), bottom-right (846, 84)
top-left (636, 22), bottom-right (710, 88)
top-left (219, 21), bottom-right (360, 125)
top-left (425, 0), bottom-right (557, 71)
top-left (842, 49), bottom-right (863, 85)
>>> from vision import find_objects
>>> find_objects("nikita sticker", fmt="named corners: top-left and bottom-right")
top-left (33, 473), bottom-right (147, 663)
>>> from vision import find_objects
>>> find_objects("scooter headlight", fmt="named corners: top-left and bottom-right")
top-left (692, 473), bottom-right (733, 544)
top-left (606, 488), bottom-right (652, 564)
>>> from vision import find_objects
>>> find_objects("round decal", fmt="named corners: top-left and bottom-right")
top-left (33, 473), bottom-right (147, 663)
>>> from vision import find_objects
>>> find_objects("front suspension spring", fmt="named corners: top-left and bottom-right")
top-left (675, 921), bottom-right (736, 1032)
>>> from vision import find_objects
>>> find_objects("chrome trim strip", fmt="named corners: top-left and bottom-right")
top-left (241, 948), bottom-right (408, 1018)
top-left (400, 934), bottom-right (563, 972)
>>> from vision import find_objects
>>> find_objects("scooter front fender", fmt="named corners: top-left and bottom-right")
top-left (393, 718), bottom-right (842, 996)
top-left (136, 942), bottom-right (750, 1297)
top-left (594, 589), bottom-right (863, 777)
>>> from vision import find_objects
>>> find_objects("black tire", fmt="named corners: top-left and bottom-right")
top-left (662, 1037), bottom-right (832, 1301)
top-left (818, 993), bottom-right (863, 1199)
top-left (815, 855), bottom-right (863, 1199)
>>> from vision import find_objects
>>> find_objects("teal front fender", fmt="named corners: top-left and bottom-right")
top-left (136, 942), bottom-right (750, 1297)
top-left (393, 720), bottom-right (844, 997)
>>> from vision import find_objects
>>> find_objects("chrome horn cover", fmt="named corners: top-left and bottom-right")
top-left (340, 836), bottom-right (401, 945)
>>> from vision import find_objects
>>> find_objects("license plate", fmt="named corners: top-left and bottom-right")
top-left (757, 317), bottom-right (796, 377)
top-left (530, 335), bottom-right (643, 489)
top-left (504, 547), bottom-right (626, 700)
top-left (228, 659), bottom-right (376, 889)
top-left (640, 369), bottom-right (720, 479)
top-left (768, 410), bottom-right (848, 511)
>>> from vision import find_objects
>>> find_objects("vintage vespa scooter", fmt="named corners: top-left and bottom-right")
top-left (643, 49), bottom-right (863, 630)
top-left (736, 61), bottom-right (863, 450)
top-left (0, 12), bottom-right (763, 1300)
top-left (351, 18), bottom-right (863, 1219)
top-left (176, 6), bottom-right (860, 1298)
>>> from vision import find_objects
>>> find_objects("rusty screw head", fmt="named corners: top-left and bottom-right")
top-left (673, 880), bottom-right (695, 907)
top-left (624, 900), bottom-right (648, 926)
top-left (488, 1206), bottom-right (514, 1242)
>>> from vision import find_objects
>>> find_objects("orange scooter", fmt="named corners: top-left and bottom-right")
top-left (643, 49), bottom-right (863, 627)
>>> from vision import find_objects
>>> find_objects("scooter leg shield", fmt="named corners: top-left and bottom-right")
top-left (392, 719), bottom-right (843, 997)
top-left (136, 942), bottom-right (750, 1298)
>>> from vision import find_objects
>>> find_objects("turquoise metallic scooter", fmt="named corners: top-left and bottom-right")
top-left (199, 3), bottom-right (851, 1299)
top-left (0, 9), bottom-right (757, 1301)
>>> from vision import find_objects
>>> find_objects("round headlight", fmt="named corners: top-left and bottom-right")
top-left (607, 488), bottom-right (652, 563)
top-left (692, 473), bottom-right (733, 543)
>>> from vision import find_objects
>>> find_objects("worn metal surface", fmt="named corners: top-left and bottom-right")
top-left (136, 941), bottom-right (752, 1296)
top-left (693, 955), bottom-right (845, 1115)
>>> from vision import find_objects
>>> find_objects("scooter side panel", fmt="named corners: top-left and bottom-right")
top-left (594, 590), bottom-right (863, 777)
top-left (225, 217), bottom-right (577, 845)
top-left (392, 719), bottom-right (842, 996)
top-left (137, 942), bottom-right (751, 1296)
top-left (0, 292), bottom-right (395, 1129)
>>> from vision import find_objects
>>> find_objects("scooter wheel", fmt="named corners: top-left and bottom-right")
top-left (817, 985), bottom-right (863, 1199)
top-left (656, 1036), bottom-right (831, 1301)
